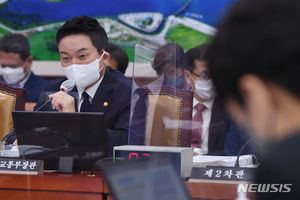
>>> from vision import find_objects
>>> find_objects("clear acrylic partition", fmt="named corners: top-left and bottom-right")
top-left (128, 36), bottom-right (193, 148)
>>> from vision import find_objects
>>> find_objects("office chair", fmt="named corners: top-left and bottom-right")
top-left (0, 83), bottom-right (26, 146)
top-left (144, 85), bottom-right (193, 147)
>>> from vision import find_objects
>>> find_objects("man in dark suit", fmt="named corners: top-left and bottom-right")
top-left (224, 120), bottom-right (255, 156)
top-left (208, 0), bottom-right (300, 199)
top-left (0, 34), bottom-right (48, 102)
top-left (183, 44), bottom-right (231, 155)
top-left (34, 16), bottom-right (147, 153)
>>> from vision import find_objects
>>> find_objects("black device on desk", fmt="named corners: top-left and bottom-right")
top-left (11, 111), bottom-right (109, 173)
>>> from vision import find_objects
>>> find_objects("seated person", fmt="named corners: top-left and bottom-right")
top-left (0, 34), bottom-right (48, 102)
top-left (34, 16), bottom-right (147, 153)
top-left (151, 43), bottom-right (187, 89)
top-left (183, 44), bottom-right (231, 155)
top-left (105, 42), bottom-right (129, 74)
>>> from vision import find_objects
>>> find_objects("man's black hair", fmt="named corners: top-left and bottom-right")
top-left (0, 34), bottom-right (30, 61)
top-left (208, 0), bottom-right (300, 105)
top-left (185, 44), bottom-right (209, 73)
top-left (105, 42), bottom-right (129, 74)
top-left (56, 15), bottom-right (108, 54)
top-left (152, 43), bottom-right (186, 76)
top-left (171, 43), bottom-right (185, 70)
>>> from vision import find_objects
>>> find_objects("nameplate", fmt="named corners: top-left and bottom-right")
top-left (0, 158), bottom-right (44, 175)
top-left (189, 166), bottom-right (256, 182)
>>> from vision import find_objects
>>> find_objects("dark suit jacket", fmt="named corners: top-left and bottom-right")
top-left (255, 132), bottom-right (300, 200)
top-left (224, 120), bottom-right (255, 156)
top-left (207, 96), bottom-right (231, 155)
top-left (0, 71), bottom-right (48, 102)
top-left (34, 68), bottom-right (147, 154)
top-left (129, 87), bottom-right (148, 145)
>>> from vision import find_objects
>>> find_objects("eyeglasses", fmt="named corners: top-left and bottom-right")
top-left (191, 71), bottom-right (211, 82)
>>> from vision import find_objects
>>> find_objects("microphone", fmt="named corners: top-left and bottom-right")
top-left (60, 79), bottom-right (75, 93)
top-left (35, 79), bottom-right (75, 111)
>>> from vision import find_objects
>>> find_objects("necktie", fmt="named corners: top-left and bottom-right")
top-left (129, 88), bottom-right (147, 145)
top-left (80, 91), bottom-right (90, 112)
top-left (191, 103), bottom-right (206, 148)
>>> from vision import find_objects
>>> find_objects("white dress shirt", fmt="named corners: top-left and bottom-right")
top-left (19, 70), bottom-right (31, 88)
top-left (77, 76), bottom-right (104, 112)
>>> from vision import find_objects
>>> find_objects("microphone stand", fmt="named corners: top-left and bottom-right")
top-left (35, 79), bottom-right (75, 111)
top-left (35, 98), bottom-right (52, 111)
top-left (0, 129), bottom-right (16, 149)
top-left (234, 137), bottom-right (253, 167)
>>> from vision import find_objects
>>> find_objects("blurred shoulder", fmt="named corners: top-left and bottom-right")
top-left (107, 68), bottom-right (132, 88)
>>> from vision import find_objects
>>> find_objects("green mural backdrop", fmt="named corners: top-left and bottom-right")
top-left (0, 0), bottom-right (237, 62)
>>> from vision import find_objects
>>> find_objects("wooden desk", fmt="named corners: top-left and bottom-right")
top-left (0, 172), bottom-right (107, 200)
top-left (105, 181), bottom-right (255, 200)
top-left (185, 181), bottom-right (255, 200)
top-left (0, 173), bottom-right (255, 200)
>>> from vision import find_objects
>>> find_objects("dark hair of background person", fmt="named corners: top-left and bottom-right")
top-left (185, 44), bottom-right (209, 73)
top-left (105, 42), bottom-right (129, 74)
top-left (152, 43), bottom-right (186, 76)
top-left (56, 15), bottom-right (108, 54)
top-left (0, 34), bottom-right (30, 61)
top-left (207, 0), bottom-right (300, 105)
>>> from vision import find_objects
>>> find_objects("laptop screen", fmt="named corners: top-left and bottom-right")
top-left (101, 158), bottom-right (191, 200)
top-left (12, 111), bottom-right (109, 172)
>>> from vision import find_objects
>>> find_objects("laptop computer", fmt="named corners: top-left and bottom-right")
top-left (101, 158), bottom-right (191, 200)
top-left (12, 111), bottom-right (110, 172)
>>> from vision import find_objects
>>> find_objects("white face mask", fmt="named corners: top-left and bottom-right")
top-left (62, 51), bottom-right (106, 90)
top-left (189, 72), bottom-right (217, 100)
top-left (1, 60), bottom-right (27, 84)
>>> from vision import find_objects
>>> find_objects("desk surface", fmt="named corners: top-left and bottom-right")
top-left (0, 172), bottom-right (106, 200)
top-left (0, 172), bottom-right (255, 200)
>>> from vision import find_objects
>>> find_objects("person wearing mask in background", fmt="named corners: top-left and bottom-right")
top-left (0, 34), bottom-right (48, 102)
top-left (184, 44), bottom-right (231, 155)
top-left (105, 42), bottom-right (129, 74)
top-left (152, 43), bottom-right (187, 90)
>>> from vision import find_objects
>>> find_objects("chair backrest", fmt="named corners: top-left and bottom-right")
top-left (0, 83), bottom-right (26, 141)
top-left (145, 85), bottom-right (193, 147)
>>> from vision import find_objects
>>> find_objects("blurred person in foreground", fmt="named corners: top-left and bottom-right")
top-left (0, 34), bottom-right (48, 102)
top-left (208, 0), bottom-right (300, 199)
top-left (34, 16), bottom-right (147, 153)
top-left (105, 42), bottom-right (129, 74)
top-left (184, 44), bottom-right (231, 155)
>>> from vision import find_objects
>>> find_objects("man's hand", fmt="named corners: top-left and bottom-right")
top-left (49, 91), bottom-right (75, 112)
